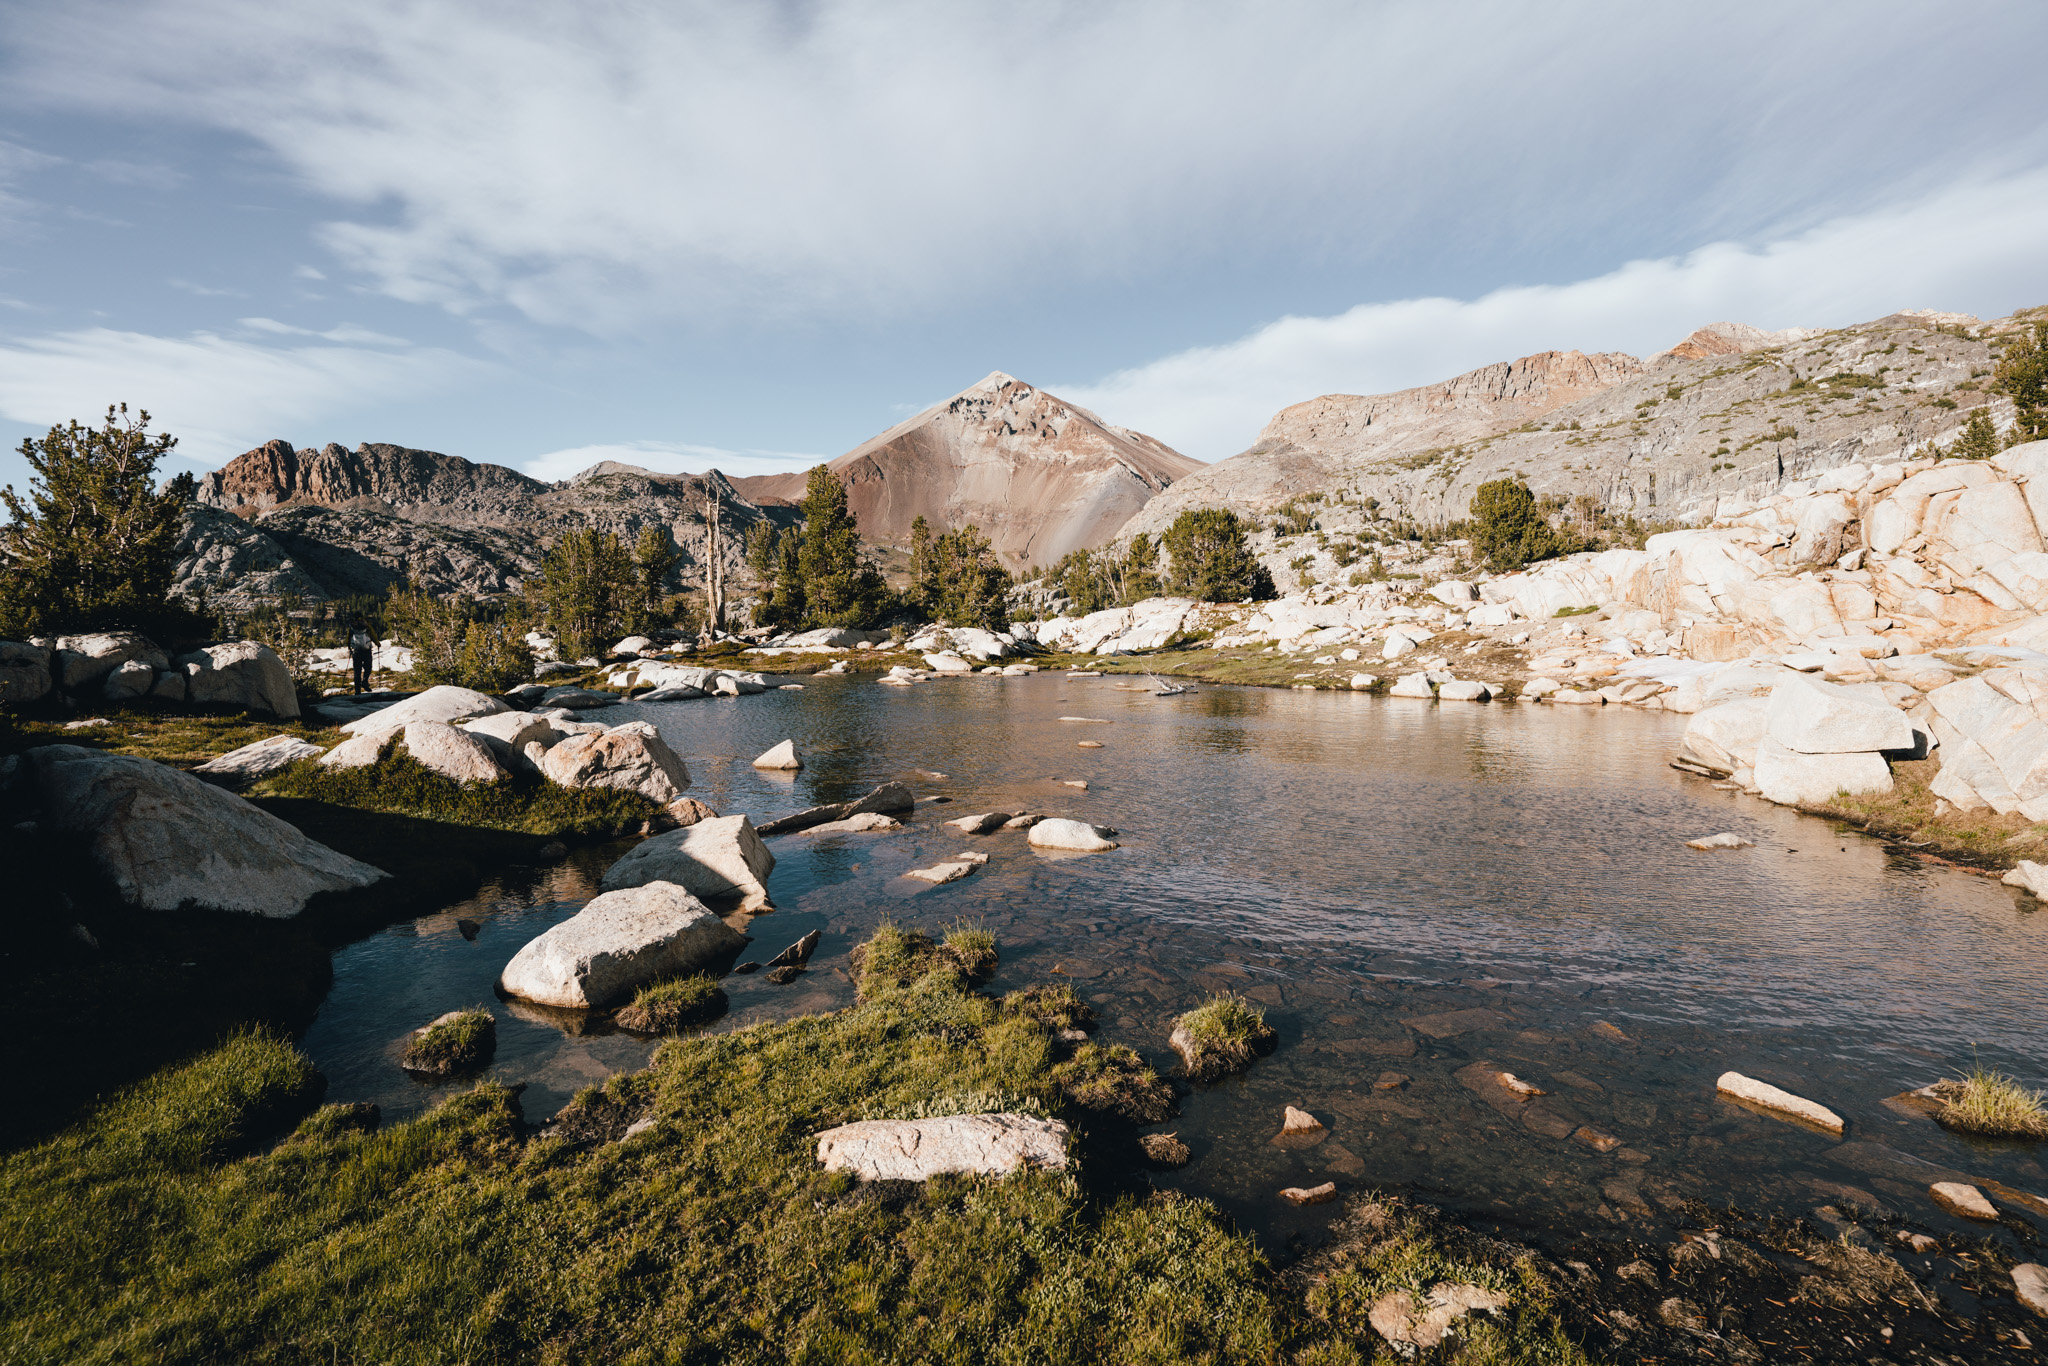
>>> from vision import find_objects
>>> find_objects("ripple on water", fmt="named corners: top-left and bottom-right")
top-left (301, 674), bottom-right (2048, 1244)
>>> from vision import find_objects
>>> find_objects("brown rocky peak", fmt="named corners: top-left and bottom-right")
top-left (198, 440), bottom-right (547, 519)
top-left (1658, 320), bottom-right (1816, 361)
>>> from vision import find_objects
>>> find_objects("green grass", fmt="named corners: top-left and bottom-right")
top-left (400, 1008), bottom-right (496, 1077)
top-left (259, 742), bottom-right (660, 838)
top-left (850, 920), bottom-right (998, 1000)
top-left (1048, 1043), bottom-right (1177, 1125)
top-left (1552, 605), bottom-right (1599, 618)
top-left (614, 975), bottom-right (728, 1034)
top-left (1172, 993), bottom-right (1278, 1083)
top-left (1002, 984), bottom-right (1097, 1032)
top-left (1933, 1064), bottom-right (2048, 1140)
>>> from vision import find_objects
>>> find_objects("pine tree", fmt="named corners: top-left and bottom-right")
top-left (908, 515), bottom-right (934, 613)
top-left (631, 525), bottom-right (682, 629)
top-left (0, 404), bottom-right (196, 637)
top-left (793, 466), bottom-right (886, 626)
top-left (533, 528), bottom-right (636, 662)
top-left (1468, 479), bottom-right (1564, 573)
top-left (1995, 320), bottom-right (2047, 446)
top-left (1161, 509), bottom-right (1274, 602)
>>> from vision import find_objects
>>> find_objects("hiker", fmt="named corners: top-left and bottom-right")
top-left (348, 615), bottom-right (375, 695)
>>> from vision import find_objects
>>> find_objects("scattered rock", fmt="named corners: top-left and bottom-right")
top-left (1573, 1125), bottom-right (1624, 1153)
top-left (1139, 1132), bottom-right (1190, 1166)
top-left (1365, 1283), bottom-right (1508, 1352)
top-left (1027, 818), bottom-right (1119, 852)
top-left (340, 684), bottom-right (508, 735)
top-left (665, 797), bottom-right (718, 828)
top-left (2004, 861), bottom-right (2048, 897)
top-left (1437, 680), bottom-right (1492, 702)
top-left (905, 854), bottom-right (986, 884)
top-left (1401, 1008), bottom-right (1510, 1038)
top-left (753, 739), bottom-right (802, 770)
top-left (803, 812), bottom-right (901, 835)
top-left (599, 814), bottom-right (776, 910)
top-left (1060, 779), bottom-right (1088, 790)
top-left (946, 811), bottom-right (1016, 835)
top-left (2014, 1263), bottom-right (2048, 1318)
top-left (1077, 740), bottom-right (1104, 748)
top-left (1272, 1105), bottom-right (1327, 1149)
top-left (814, 1114), bottom-right (1069, 1181)
top-left (1897, 1231), bottom-right (1939, 1254)
top-left (497, 880), bottom-right (746, 1009)
top-left (1000, 813), bottom-right (1043, 830)
top-left (175, 640), bottom-right (300, 719)
top-left (766, 929), bottom-right (821, 971)
top-left (1616, 1260), bottom-right (1661, 1287)
top-left (1280, 1182), bottom-right (1339, 1206)
top-left (1929, 1181), bottom-right (1998, 1220)
top-left (399, 1009), bottom-right (495, 1077)
top-left (765, 966), bottom-right (802, 985)
top-left (1716, 1071), bottom-right (1843, 1134)
top-left (191, 734), bottom-right (323, 787)
top-left (1684, 832), bottom-right (1754, 851)
top-left (400, 720), bottom-right (509, 784)
top-left (29, 744), bottom-right (387, 916)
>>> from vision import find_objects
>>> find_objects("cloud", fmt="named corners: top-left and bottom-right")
top-left (1061, 172), bottom-right (2048, 459)
top-left (520, 441), bottom-right (827, 485)
top-left (8, 1), bottom-right (2046, 330)
top-left (0, 326), bottom-right (493, 465)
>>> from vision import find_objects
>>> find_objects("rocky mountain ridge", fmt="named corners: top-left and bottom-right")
top-left (1120, 310), bottom-right (2032, 581)
top-left (731, 372), bottom-right (1202, 568)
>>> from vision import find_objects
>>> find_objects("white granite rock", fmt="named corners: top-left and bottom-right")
top-left (497, 880), bottom-right (745, 1009)
top-left (753, 739), bottom-right (802, 770)
top-left (814, 1114), bottom-right (1069, 1181)
top-left (539, 728), bottom-right (692, 803)
top-left (192, 734), bottom-right (323, 787)
top-left (340, 684), bottom-right (507, 735)
top-left (1026, 818), bottom-right (1119, 852)
top-left (1716, 1071), bottom-right (1843, 1133)
top-left (600, 814), bottom-right (774, 909)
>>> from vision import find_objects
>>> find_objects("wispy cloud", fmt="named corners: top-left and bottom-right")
top-left (0, 326), bottom-right (493, 464)
top-left (9, 2), bottom-right (2046, 331)
top-left (520, 441), bottom-right (826, 484)
top-left (1063, 172), bottom-right (2048, 460)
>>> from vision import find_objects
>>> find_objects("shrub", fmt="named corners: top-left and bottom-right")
top-left (1162, 508), bottom-right (1275, 603)
top-left (615, 976), bottom-right (728, 1033)
top-left (1469, 479), bottom-right (1566, 573)
top-left (399, 1009), bottom-right (495, 1077)
top-left (0, 404), bottom-right (198, 639)
top-left (1170, 992), bottom-right (1277, 1082)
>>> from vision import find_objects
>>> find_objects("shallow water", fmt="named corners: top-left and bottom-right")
top-left (301, 673), bottom-right (2048, 1246)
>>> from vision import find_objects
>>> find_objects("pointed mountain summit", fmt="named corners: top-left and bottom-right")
top-left (728, 372), bottom-right (1202, 566)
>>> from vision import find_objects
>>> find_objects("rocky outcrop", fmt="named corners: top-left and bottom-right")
top-left (397, 721), bottom-right (508, 784)
top-left (340, 685), bottom-right (508, 736)
top-left (731, 372), bottom-right (1202, 567)
top-left (599, 814), bottom-right (774, 909)
top-left (29, 745), bottom-right (387, 915)
top-left (177, 641), bottom-right (300, 719)
top-left (192, 734), bottom-right (323, 787)
top-left (0, 641), bottom-right (52, 706)
top-left (496, 880), bottom-right (746, 1008)
top-left (813, 1113), bottom-right (1070, 1181)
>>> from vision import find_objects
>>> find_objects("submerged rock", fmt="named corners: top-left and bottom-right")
top-left (497, 880), bottom-right (746, 1009)
top-left (1367, 1282), bottom-right (1507, 1351)
top-left (1929, 1181), bottom-right (1998, 1220)
top-left (814, 1114), bottom-right (1069, 1181)
top-left (1026, 818), bottom-right (1119, 852)
top-left (1280, 1182), bottom-right (1338, 1206)
top-left (1271, 1105), bottom-right (1327, 1149)
top-left (1684, 832), bottom-right (1754, 851)
top-left (600, 814), bottom-right (774, 910)
top-left (29, 744), bottom-right (386, 916)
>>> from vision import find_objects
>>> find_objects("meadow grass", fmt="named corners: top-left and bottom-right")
top-left (614, 975), bottom-right (728, 1034)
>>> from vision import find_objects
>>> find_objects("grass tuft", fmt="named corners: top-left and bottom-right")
top-left (1002, 984), bottom-right (1097, 1032)
top-left (1049, 1043), bottom-right (1177, 1124)
top-left (1933, 1064), bottom-right (2048, 1140)
top-left (260, 742), bottom-right (659, 837)
top-left (1171, 992), bottom-right (1278, 1082)
top-left (941, 918), bottom-right (998, 980)
top-left (399, 1008), bottom-right (495, 1077)
top-left (614, 975), bottom-right (728, 1034)
top-left (850, 919), bottom-right (999, 999)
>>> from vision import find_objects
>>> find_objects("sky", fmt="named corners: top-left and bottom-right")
top-left (2, 1), bottom-right (2047, 499)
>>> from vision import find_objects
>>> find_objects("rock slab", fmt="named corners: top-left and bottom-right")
top-left (1717, 1071), bottom-right (1843, 1134)
top-left (29, 745), bottom-right (386, 916)
top-left (497, 880), bottom-right (746, 1009)
top-left (814, 1114), bottom-right (1069, 1181)
top-left (600, 814), bottom-right (775, 910)
top-left (192, 734), bottom-right (323, 787)
top-left (1027, 818), bottom-right (1119, 852)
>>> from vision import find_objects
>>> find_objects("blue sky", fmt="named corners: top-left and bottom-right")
top-left (3, 1), bottom-right (2047, 498)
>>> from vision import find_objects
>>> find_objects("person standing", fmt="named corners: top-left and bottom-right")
top-left (348, 615), bottom-right (375, 695)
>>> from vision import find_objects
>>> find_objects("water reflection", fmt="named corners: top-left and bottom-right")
top-left (302, 673), bottom-right (2048, 1245)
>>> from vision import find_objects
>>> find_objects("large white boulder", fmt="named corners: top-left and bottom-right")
top-left (496, 880), bottom-right (745, 1009)
top-left (1753, 737), bottom-right (1892, 806)
top-left (177, 641), bottom-right (300, 719)
top-left (1676, 697), bottom-right (1772, 776)
top-left (29, 745), bottom-right (386, 915)
top-left (600, 813), bottom-right (775, 909)
top-left (400, 721), bottom-right (508, 784)
top-left (341, 684), bottom-right (507, 735)
top-left (1388, 672), bottom-right (1434, 698)
top-left (922, 652), bottom-right (974, 674)
top-left (753, 739), bottom-right (802, 770)
top-left (102, 659), bottom-right (156, 702)
top-left (1429, 580), bottom-right (1478, 604)
top-left (1027, 818), bottom-right (1119, 852)
top-left (53, 632), bottom-right (168, 690)
top-left (1924, 671), bottom-right (2048, 815)
top-left (539, 727), bottom-right (692, 803)
top-left (814, 1114), bottom-right (1070, 1181)
top-left (192, 734), bottom-right (323, 787)
top-left (1765, 678), bottom-right (1914, 755)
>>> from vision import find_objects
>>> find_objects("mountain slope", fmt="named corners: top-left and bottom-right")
top-left (1119, 309), bottom-right (2024, 550)
top-left (730, 373), bottom-right (1202, 567)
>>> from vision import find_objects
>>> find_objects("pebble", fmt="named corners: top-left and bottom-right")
top-left (1279, 1181), bottom-right (1338, 1206)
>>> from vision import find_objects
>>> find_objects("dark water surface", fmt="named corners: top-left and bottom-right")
top-left (300, 674), bottom-right (2048, 1246)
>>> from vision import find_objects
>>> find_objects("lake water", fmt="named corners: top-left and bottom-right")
top-left (299, 673), bottom-right (2048, 1247)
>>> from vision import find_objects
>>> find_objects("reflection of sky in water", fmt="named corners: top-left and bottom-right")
top-left (302, 675), bottom-right (2048, 1244)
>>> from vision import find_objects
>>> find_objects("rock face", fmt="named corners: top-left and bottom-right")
top-left (730, 372), bottom-right (1202, 567)
top-left (29, 745), bottom-right (387, 915)
top-left (496, 880), bottom-right (746, 1009)
top-left (192, 734), bottom-right (323, 787)
top-left (0, 641), bottom-right (53, 706)
top-left (176, 641), bottom-right (300, 719)
top-left (1117, 309), bottom-right (2005, 550)
top-left (599, 814), bottom-right (774, 909)
top-left (813, 1113), bottom-right (1070, 1181)
top-left (538, 727), bottom-right (691, 803)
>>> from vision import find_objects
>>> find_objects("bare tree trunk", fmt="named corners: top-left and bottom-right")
top-left (703, 494), bottom-right (725, 637)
